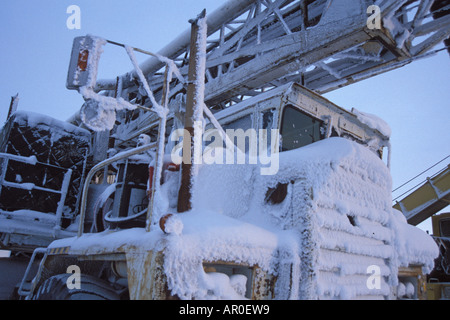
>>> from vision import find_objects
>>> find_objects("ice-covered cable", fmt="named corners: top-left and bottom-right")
top-left (154, 53), bottom-right (186, 85)
top-left (124, 45), bottom-right (167, 118)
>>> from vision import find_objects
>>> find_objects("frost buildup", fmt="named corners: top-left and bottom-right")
top-left (0, 111), bottom-right (91, 219)
top-left (160, 138), bottom-right (439, 300)
top-left (191, 13), bottom-right (207, 178)
top-left (67, 35), bottom-right (107, 90)
top-left (352, 108), bottom-right (392, 138)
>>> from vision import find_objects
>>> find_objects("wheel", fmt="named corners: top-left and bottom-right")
top-left (31, 274), bottom-right (121, 300)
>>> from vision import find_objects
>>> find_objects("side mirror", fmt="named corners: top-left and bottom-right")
top-left (66, 35), bottom-right (106, 90)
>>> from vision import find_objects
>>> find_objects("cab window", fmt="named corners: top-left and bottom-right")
top-left (440, 218), bottom-right (450, 237)
top-left (281, 105), bottom-right (325, 151)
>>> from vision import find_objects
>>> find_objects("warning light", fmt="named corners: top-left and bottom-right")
top-left (77, 49), bottom-right (89, 72)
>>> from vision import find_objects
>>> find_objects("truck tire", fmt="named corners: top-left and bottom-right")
top-left (31, 274), bottom-right (121, 300)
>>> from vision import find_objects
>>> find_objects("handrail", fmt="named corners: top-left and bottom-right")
top-left (77, 142), bottom-right (157, 237)
top-left (0, 153), bottom-right (37, 165)
top-left (0, 152), bottom-right (78, 170)
top-left (17, 247), bottom-right (47, 299)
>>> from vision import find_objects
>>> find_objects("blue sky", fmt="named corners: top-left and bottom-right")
top-left (0, 0), bottom-right (449, 233)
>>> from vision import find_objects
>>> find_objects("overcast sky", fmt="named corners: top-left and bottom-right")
top-left (0, 0), bottom-right (449, 233)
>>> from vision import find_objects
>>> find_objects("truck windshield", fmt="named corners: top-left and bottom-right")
top-left (281, 105), bottom-right (324, 151)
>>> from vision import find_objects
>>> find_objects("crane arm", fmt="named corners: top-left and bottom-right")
top-left (77, 0), bottom-right (449, 139)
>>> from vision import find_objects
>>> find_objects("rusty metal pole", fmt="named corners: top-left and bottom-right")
top-left (177, 10), bottom-right (207, 213)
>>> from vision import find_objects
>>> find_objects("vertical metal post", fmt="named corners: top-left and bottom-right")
top-left (73, 148), bottom-right (89, 218)
top-left (7, 94), bottom-right (19, 120)
top-left (54, 169), bottom-right (73, 230)
top-left (177, 9), bottom-right (207, 213)
top-left (146, 66), bottom-right (170, 231)
top-left (0, 158), bottom-right (9, 198)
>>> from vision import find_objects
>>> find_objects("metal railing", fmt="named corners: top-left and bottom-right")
top-left (17, 247), bottom-right (48, 299)
top-left (0, 153), bottom-right (73, 228)
top-left (77, 142), bottom-right (158, 237)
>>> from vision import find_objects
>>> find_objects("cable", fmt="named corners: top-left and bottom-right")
top-left (392, 164), bottom-right (450, 203)
top-left (392, 154), bottom-right (450, 193)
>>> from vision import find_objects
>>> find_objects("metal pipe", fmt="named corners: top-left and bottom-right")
top-left (146, 66), bottom-right (170, 231)
top-left (54, 169), bottom-right (73, 229)
top-left (77, 142), bottom-right (157, 237)
top-left (0, 153), bottom-right (37, 165)
top-left (177, 10), bottom-right (207, 213)
top-left (95, 0), bottom-right (256, 91)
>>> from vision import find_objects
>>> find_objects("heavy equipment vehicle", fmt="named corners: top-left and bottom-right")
top-left (393, 162), bottom-right (450, 300)
top-left (1, 0), bottom-right (449, 300)
top-left (426, 212), bottom-right (450, 299)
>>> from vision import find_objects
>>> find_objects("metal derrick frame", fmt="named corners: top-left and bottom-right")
top-left (95, 0), bottom-right (449, 140)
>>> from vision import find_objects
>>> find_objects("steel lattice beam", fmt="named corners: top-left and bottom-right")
top-left (89, 0), bottom-right (449, 140)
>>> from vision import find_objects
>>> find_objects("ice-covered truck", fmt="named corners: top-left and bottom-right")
top-left (20, 81), bottom-right (438, 300)
top-left (0, 111), bottom-right (92, 299)
top-left (2, 0), bottom-right (448, 300)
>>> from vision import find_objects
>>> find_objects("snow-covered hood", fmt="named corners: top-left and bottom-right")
top-left (49, 137), bottom-right (439, 299)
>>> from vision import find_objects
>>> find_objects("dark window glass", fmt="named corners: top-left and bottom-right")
top-left (440, 218), bottom-right (450, 237)
top-left (281, 105), bottom-right (324, 151)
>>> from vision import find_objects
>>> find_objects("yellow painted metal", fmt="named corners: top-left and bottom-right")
top-left (394, 165), bottom-right (450, 225)
top-left (432, 212), bottom-right (450, 237)
top-left (398, 265), bottom-right (427, 300)
top-left (426, 282), bottom-right (450, 300)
